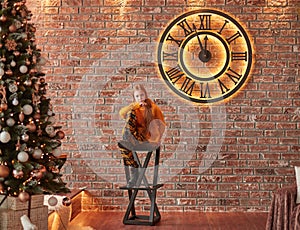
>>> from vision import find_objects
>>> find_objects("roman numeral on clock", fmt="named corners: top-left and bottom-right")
top-left (166, 66), bottom-right (185, 83)
top-left (226, 67), bottom-right (243, 84)
top-left (226, 31), bottom-right (242, 44)
top-left (198, 14), bottom-right (211, 30)
top-left (199, 82), bottom-right (211, 98)
top-left (177, 19), bottom-right (193, 36)
top-left (166, 34), bottom-right (182, 46)
top-left (180, 77), bottom-right (195, 96)
top-left (218, 20), bottom-right (229, 34)
top-left (163, 51), bottom-right (178, 61)
top-left (231, 52), bottom-right (247, 61)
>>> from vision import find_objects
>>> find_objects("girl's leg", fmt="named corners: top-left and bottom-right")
top-left (119, 145), bottom-right (138, 168)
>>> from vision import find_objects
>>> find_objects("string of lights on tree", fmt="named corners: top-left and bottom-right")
top-left (0, 0), bottom-right (69, 202)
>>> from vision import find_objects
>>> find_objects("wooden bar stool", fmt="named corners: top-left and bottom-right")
top-left (119, 141), bottom-right (163, 226)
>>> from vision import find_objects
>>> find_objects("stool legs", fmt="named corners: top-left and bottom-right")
top-left (120, 147), bottom-right (163, 226)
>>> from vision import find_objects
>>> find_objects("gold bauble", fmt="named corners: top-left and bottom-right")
top-left (0, 103), bottom-right (7, 111)
top-left (0, 165), bottom-right (10, 178)
top-left (9, 24), bottom-right (17, 32)
top-left (0, 15), bottom-right (7, 22)
top-left (18, 191), bottom-right (30, 202)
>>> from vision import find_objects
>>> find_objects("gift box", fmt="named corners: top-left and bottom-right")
top-left (0, 195), bottom-right (48, 230)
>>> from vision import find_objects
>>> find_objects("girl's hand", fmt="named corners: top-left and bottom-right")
top-left (140, 101), bottom-right (147, 107)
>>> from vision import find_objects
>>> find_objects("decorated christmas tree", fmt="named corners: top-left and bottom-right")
top-left (0, 0), bottom-right (69, 202)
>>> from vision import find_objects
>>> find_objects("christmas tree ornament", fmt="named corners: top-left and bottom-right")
top-left (0, 15), bottom-right (7, 22)
top-left (5, 39), bottom-right (17, 51)
top-left (0, 68), bottom-right (4, 76)
top-left (5, 69), bottom-right (13, 76)
top-left (0, 103), bottom-right (8, 111)
top-left (9, 83), bottom-right (18, 93)
top-left (23, 104), bottom-right (33, 115)
top-left (26, 121), bottom-right (36, 132)
top-left (0, 131), bottom-right (11, 143)
top-left (14, 20), bottom-right (22, 29)
top-left (13, 169), bottom-right (24, 179)
top-left (19, 111), bottom-right (25, 122)
top-left (6, 117), bottom-right (15, 127)
top-left (56, 130), bottom-right (65, 139)
top-left (12, 98), bottom-right (19, 105)
top-left (0, 164), bottom-right (10, 178)
top-left (52, 148), bottom-right (62, 158)
top-left (18, 191), bottom-right (30, 202)
top-left (9, 24), bottom-right (17, 32)
top-left (32, 148), bottom-right (42, 159)
top-left (2, 0), bottom-right (8, 8)
top-left (26, 59), bottom-right (31, 65)
top-left (16, 139), bottom-right (21, 151)
top-left (21, 133), bottom-right (29, 142)
top-left (62, 197), bottom-right (72, 206)
top-left (17, 151), bottom-right (29, 162)
top-left (45, 125), bottom-right (55, 135)
top-left (47, 110), bottom-right (53, 116)
top-left (26, 46), bottom-right (33, 55)
top-left (24, 79), bottom-right (32, 86)
top-left (14, 50), bottom-right (20, 56)
top-left (19, 65), bottom-right (28, 73)
top-left (37, 127), bottom-right (42, 136)
top-left (11, 8), bottom-right (17, 16)
top-left (10, 60), bottom-right (16, 67)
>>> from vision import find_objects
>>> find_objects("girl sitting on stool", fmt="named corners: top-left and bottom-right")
top-left (118, 84), bottom-right (165, 187)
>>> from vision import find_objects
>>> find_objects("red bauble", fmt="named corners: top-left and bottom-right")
top-left (26, 122), bottom-right (36, 132)
top-left (56, 131), bottom-right (65, 139)
top-left (0, 165), bottom-right (10, 178)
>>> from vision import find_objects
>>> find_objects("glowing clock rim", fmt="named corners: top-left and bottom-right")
top-left (157, 8), bottom-right (253, 104)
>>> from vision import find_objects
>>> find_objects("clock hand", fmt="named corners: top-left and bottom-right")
top-left (193, 24), bottom-right (204, 51)
top-left (198, 35), bottom-right (211, 63)
top-left (204, 35), bottom-right (208, 55)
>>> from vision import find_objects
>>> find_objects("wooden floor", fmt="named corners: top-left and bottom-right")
top-left (68, 211), bottom-right (268, 230)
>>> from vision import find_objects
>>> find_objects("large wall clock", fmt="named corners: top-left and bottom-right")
top-left (157, 9), bottom-right (253, 103)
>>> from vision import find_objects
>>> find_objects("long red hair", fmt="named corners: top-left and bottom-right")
top-left (132, 84), bottom-right (153, 133)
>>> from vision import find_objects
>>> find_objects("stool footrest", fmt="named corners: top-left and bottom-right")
top-left (120, 184), bottom-right (164, 190)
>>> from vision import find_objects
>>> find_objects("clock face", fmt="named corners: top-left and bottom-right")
top-left (157, 9), bottom-right (253, 103)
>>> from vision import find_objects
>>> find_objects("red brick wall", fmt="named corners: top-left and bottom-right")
top-left (27, 0), bottom-right (299, 212)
